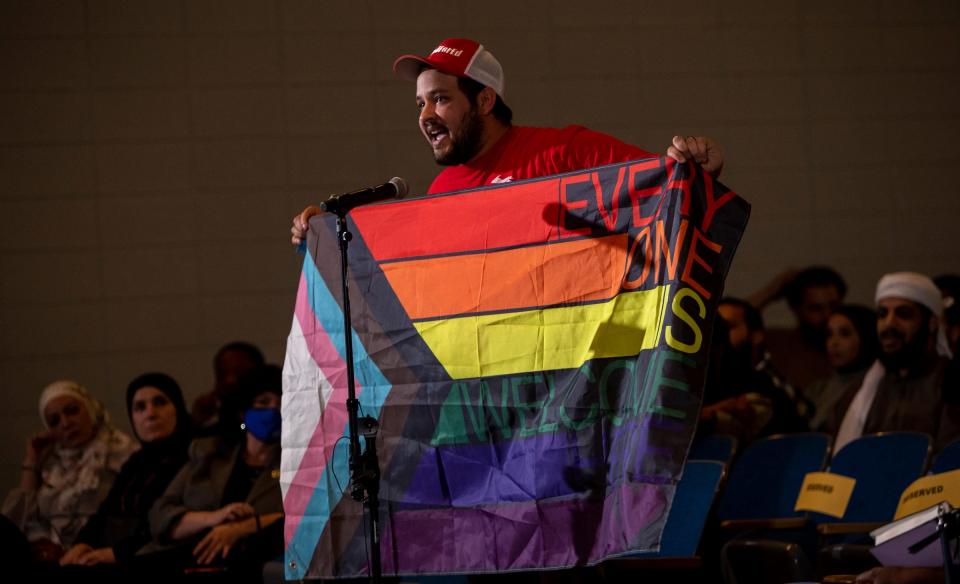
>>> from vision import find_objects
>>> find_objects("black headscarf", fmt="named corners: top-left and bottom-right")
top-left (125, 372), bottom-right (192, 447)
top-left (74, 373), bottom-right (192, 559)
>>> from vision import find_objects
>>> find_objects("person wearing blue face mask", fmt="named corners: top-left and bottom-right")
top-left (139, 365), bottom-right (284, 582)
top-left (242, 404), bottom-right (281, 444)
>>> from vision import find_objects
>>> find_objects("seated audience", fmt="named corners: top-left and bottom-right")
top-left (59, 372), bottom-right (191, 567)
top-left (3, 380), bottom-right (137, 562)
top-left (750, 266), bottom-right (847, 389)
top-left (191, 341), bottom-right (264, 436)
top-left (807, 305), bottom-right (880, 436)
top-left (835, 272), bottom-right (958, 451)
top-left (699, 298), bottom-right (809, 445)
top-left (139, 365), bottom-right (283, 582)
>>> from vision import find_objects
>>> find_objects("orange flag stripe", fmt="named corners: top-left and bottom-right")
top-left (381, 234), bottom-right (630, 321)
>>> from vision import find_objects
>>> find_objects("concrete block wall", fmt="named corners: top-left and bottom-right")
top-left (1, 0), bottom-right (958, 493)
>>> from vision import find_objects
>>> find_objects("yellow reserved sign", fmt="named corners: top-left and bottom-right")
top-left (794, 471), bottom-right (857, 518)
top-left (894, 469), bottom-right (960, 520)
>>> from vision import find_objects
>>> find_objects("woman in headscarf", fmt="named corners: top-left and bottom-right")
top-left (2, 380), bottom-right (137, 562)
top-left (138, 364), bottom-right (283, 582)
top-left (806, 304), bottom-right (880, 436)
top-left (59, 372), bottom-right (191, 567)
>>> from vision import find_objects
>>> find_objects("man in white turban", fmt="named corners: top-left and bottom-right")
top-left (835, 272), bottom-right (957, 451)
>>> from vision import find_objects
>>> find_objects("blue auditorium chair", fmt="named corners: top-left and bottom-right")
top-left (931, 437), bottom-right (960, 474)
top-left (813, 432), bottom-right (932, 577)
top-left (601, 460), bottom-right (726, 579)
top-left (813, 431), bottom-right (931, 532)
top-left (716, 433), bottom-right (832, 531)
top-left (689, 433), bottom-right (738, 465)
top-left (724, 432), bottom-right (933, 582)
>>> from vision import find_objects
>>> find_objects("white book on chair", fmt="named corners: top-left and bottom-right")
top-left (869, 502), bottom-right (954, 567)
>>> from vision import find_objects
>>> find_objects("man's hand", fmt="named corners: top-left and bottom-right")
top-left (291, 205), bottom-right (322, 245)
top-left (747, 267), bottom-right (801, 309)
top-left (77, 547), bottom-right (116, 566)
top-left (59, 543), bottom-right (93, 566)
top-left (700, 393), bottom-right (772, 443)
top-left (193, 521), bottom-right (252, 565)
top-left (667, 135), bottom-right (724, 178)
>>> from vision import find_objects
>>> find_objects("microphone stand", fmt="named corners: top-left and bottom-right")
top-left (334, 212), bottom-right (383, 582)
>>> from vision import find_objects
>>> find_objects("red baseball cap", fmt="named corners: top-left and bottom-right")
top-left (393, 38), bottom-right (505, 98)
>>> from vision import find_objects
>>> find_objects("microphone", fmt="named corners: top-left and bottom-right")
top-left (319, 177), bottom-right (409, 215)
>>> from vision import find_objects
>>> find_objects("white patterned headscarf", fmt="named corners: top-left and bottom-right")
top-left (18, 380), bottom-right (135, 546)
top-left (38, 379), bottom-right (109, 430)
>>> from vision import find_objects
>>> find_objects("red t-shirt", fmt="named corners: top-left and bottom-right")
top-left (427, 125), bottom-right (656, 195)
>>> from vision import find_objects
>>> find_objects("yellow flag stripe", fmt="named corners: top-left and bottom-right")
top-left (413, 285), bottom-right (671, 380)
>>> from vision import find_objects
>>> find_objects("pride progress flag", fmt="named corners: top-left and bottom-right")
top-left (281, 157), bottom-right (749, 579)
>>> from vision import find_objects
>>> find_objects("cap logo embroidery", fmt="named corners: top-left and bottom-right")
top-left (431, 45), bottom-right (464, 57)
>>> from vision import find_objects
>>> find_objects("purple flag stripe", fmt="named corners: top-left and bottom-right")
top-left (395, 416), bottom-right (686, 508)
top-left (380, 481), bottom-right (670, 575)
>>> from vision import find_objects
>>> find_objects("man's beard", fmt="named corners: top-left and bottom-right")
top-left (878, 319), bottom-right (930, 372)
top-left (434, 107), bottom-right (484, 166)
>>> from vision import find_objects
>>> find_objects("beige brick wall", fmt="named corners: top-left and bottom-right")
top-left (1, 0), bottom-right (958, 494)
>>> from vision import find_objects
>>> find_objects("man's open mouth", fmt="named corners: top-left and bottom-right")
top-left (426, 125), bottom-right (448, 146)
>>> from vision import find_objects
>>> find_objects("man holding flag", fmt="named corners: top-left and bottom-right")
top-left (281, 37), bottom-right (747, 580)
top-left (291, 37), bottom-right (724, 243)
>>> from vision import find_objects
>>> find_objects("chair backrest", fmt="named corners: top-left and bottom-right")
top-left (657, 460), bottom-right (726, 557)
top-left (716, 433), bottom-right (832, 521)
top-left (624, 460), bottom-right (726, 559)
top-left (689, 433), bottom-right (738, 465)
top-left (932, 437), bottom-right (960, 474)
top-left (810, 432), bottom-right (931, 525)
